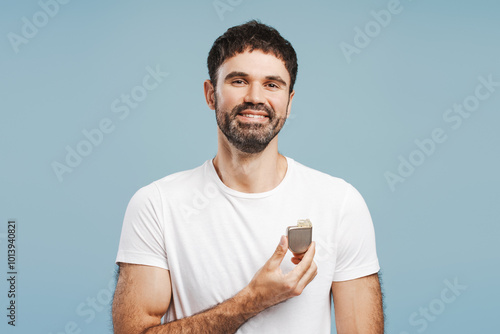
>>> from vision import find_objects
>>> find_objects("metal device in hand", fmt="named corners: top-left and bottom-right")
top-left (287, 219), bottom-right (312, 254)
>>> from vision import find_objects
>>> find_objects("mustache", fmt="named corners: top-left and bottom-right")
top-left (232, 103), bottom-right (275, 118)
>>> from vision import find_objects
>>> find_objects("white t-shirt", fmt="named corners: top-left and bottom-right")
top-left (116, 157), bottom-right (380, 333)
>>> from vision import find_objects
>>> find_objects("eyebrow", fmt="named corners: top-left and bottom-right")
top-left (224, 71), bottom-right (288, 87)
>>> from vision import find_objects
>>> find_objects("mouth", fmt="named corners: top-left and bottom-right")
top-left (237, 109), bottom-right (269, 121)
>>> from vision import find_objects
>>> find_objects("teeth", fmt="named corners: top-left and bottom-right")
top-left (241, 114), bottom-right (266, 118)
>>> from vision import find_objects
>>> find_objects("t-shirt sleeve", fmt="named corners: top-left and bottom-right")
top-left (332, 183), bottom-right (380, 282)
top-left (115, 183), bottom-right (169, 270)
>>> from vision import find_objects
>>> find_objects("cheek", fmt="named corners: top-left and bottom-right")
top-left (268, 96), bottom-right (289, 113)
top-left (217, 89), bottom-right (241, 108)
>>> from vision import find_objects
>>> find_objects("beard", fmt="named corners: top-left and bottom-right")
top-left (214, 98), bottom-right (288, 154)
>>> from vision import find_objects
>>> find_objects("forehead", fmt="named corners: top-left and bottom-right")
top-left (217, 50), bottom-right (290, 83)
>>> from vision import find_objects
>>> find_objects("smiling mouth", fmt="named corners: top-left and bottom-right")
top-left (237, 108), bottom-right (270, 120)
top-left (239, 113), bottom-right (268, 119)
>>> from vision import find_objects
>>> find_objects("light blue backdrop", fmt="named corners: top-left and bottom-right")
top-left (1, 0), bottom-right (499, 333)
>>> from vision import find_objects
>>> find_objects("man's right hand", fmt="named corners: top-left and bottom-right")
top-left (244, 235), bottom-right (317, 313)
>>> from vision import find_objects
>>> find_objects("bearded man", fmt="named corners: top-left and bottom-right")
top-left (113, 20), bottom-right (384, 334)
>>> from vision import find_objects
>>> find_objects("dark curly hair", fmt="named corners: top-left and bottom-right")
top-left (207, 20), bottom-right (298, 93)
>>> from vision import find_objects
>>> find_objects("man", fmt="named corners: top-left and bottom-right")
top-left (113, 20), bottom-right (383, 333)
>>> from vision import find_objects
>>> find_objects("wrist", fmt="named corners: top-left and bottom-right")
top-left (233, 285), bottom-right (264, 321)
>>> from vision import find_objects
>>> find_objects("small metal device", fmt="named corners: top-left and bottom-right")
top-left (286, 219), bottom-right (313, 254)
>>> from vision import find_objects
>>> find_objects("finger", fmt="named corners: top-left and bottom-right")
top-left (287, 242), bottom-right (316, 280)
top-left (291, 252), bottom-right (305, 265)
top-left (295, 259), bottom-right (318, 292)
top-left (266, 235), bottom-right (288, 269)
top-left (291, 252), bottom-right (305, 260)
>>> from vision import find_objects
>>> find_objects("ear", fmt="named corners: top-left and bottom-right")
top-left (286, 89), bottom-right (295, 119)
top-left (204, 80), bottom-right (216, 110)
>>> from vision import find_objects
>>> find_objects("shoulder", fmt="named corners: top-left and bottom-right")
top-left (286, 157), bottom-right (368, 209)
top-left (288, 157), bottom-right (355, 193)
top-left (128, 160), bottom-right (210, 203)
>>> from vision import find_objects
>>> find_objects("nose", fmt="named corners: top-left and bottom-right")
top-left (244, 83), bottom-right (265, 105)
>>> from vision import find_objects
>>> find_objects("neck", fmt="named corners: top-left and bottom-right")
top-left (213, 130), bottom-right (288, 193)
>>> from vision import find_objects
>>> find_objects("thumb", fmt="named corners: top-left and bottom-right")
top-left (267, 235), bottom-right (288, 269)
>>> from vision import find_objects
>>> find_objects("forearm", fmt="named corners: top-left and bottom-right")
top-left (144, 287), bottom-right (261, 334)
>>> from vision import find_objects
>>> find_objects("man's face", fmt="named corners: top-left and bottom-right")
top-left (210, 50), bottom-right (295, 154)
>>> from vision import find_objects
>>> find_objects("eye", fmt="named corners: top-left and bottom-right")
top-left (266, 82), bottom-right (279, 89)
top-left (232, 79), bottom-right (246, 85)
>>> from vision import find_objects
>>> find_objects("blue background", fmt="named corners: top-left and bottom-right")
top-left (1, 0), bottom-right (499, 333)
